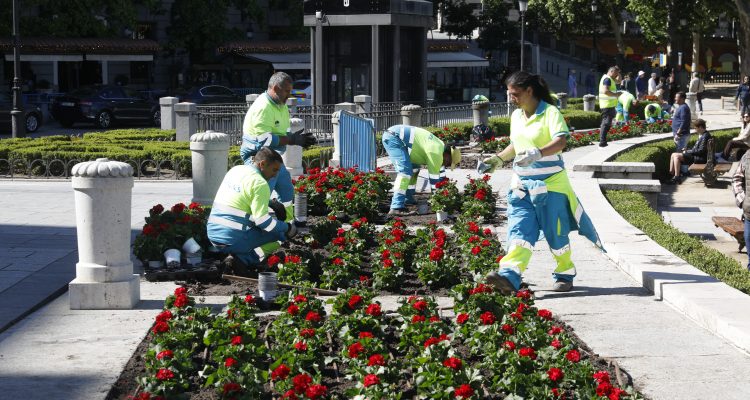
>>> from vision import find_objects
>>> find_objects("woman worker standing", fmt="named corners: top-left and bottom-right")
top-left (479, 71), bottom-right (602, 293)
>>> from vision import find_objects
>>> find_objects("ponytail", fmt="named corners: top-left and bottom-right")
top-left (505, 71), bottom-right (555, 105)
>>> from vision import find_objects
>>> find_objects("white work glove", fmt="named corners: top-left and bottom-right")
top-left (286, 222), bottom-right (298, 240)
top-left (477, 156), bottom-right (503, 174)
top-left (514, 147), bottom-right (542, 167)
top-left (736, 192), bottom-right (746, 208)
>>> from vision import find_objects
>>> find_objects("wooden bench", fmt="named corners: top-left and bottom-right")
top-left (687, 138), bottom-right (732, 186)
top-left (712, 216), bottom-right (745, 251)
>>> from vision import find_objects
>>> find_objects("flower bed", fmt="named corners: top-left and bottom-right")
top-left (133, 202), bottom-right (211, 266)
top-left (116, 285), bottom-right (643, 400)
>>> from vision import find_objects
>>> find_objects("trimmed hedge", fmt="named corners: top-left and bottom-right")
top-left (614, 128), bottom-right (740, 180)
top-left (605, 190), bottom-right (750, 294)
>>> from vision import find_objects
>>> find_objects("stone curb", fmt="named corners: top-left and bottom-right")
top-left (569, 131), bottom-right (750, 354)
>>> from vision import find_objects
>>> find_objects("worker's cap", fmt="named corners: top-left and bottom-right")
top-left (450, 147), bottom-right (461, 170)
top-left (638, 70), bottom-right (645, 76)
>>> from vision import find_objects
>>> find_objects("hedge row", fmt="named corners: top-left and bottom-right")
top-left (613, 128), bottom-right (740, 180)
top-left (604, 190), bottom-right (750, 294)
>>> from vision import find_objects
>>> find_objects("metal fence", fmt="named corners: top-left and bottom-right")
top-left (706, 72), bottom-right (741, 84)
top-left (196, 110), bottom-right (246, 146)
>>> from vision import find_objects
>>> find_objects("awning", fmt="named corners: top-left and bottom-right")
top-left (427, 52), bottom-right (489, 68)
top-left (242, 53), bottom-right (310, 70)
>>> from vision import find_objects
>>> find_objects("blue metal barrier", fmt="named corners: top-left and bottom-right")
top-left (339, 110), bottom-right (376, 172)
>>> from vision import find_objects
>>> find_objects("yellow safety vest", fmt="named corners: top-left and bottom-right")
top-left (598, 74), bottom-right (618, 109)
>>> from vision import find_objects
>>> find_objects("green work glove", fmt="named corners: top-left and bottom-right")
top-left (477, 156), bottom-right (503, 174)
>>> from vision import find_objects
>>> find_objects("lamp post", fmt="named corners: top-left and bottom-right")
top-left (518, 0), bottom-right (527, 71)
top-left (591, 1), bottom-right (598, 67)
top-left (11, 0), bottom-right (25, 138)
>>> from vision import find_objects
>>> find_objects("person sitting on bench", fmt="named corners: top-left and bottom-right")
top-left (668, 119), bottom-right (710, 184)
top-left (732, 145), bottom-right (750, 270)
top-left (718, 112), bottom-right (750, 162)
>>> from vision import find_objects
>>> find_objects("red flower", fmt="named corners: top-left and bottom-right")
top-left (173, 293), bottom-right (189, 308)
top-left (597, 381), bottom-right (614, 396)
top-left (443, 357), bottom-right (463, 370)
top-left (412, 315), bottom-right (426, 323)
top-left (332, 237), bottom-right (346, 246)
top-left (294, 341), bottom-right (308, 352)
top-left (548, 326), bottom-right (563, 335)
top-left (156, 350), bottom-right (173, 360)
top-left (456, 313), bottom-right (469, 324)
top-left (170, 203), bottom-right (186, 214)
top-left (479, 311), bottom-right (496, 325)
top-left (454, 384), bottom-right (474, 399)
top-left (151, 321), bottom-right (169, 334)
top-left (501, 324), bottom-right (514, 335)
top-left (503, 341), bottom-right (516, 350)
top-left (285, 255), bottom-right (301, 264)
top-left (608, 388), bottom-right (627, 400)
top-left (424, 337), bottom-right (441, 348)
top-left (429, 315), bottom-right (441, 323)
top-left (155, 310), bottom-right (172, 322)
top-left (537, 309), bottom-right (553, 320)
top-left (294, 294), bottom-right (308, 303)
top-left (142, 224), bottom-right (157, 237)
top-left (471, 246), bottom-right (481, 255)
top-left (305, 311), bottom-right (322, 323)
top-left (547, 367), bottom-right (564, 382)
top-left (474, 189), bottom-right (486, 200)
top-left (518, 347), bottom-right (537, 359)
top-left (495, 255), bottom-right (504, 263)
top-left (292, 373), bottom-right (313, 393)
top-left (468, 235), bottom-right (480, 243)
top-left (429, 247), bottom-right (444, 261)
top-left (300, 328), bottom-right (316, 338)
top-left (359, 331), bottom-right (374, 339)
top-left (412, 300), bottom-right (428, 311)
top-left (155, 368), bottom-right (174, 381)
top-left (224, 357), bottom-right (238, 368)
top-left (566, 349), bottom-right (581, 363)
top-left (365, 303), bottom-right (382, 317)
top-left (383, 257), bottom-right (394, 268)
top-left (223, 382), bottom-right (242, 394)
top-left (434, 237), bottom-right (446, 248)
top-left (347, 295), bottom-right (363, 309)
top-left (468, 222), bottom-right (479, 233)
top-left (550, 339), bottom-right (562, 349)
top-left (359, 275), bottom-right (370, 283)
top-left (381, 249), bottom-right (391, 259)
top-left (516, 289), bottom-right (532, 300)
top-left (483, 228), bottom-right (492, 235)
top-left (271, 364), bottom-right (291, 380)
top-left (287, 304), bottom-right (300, 315)
top-left (363, 374), bottom-right (380, 387)
top-left (368, 354), bottom-right (386, 366)
top-left (345, 192), bottom-right (355, 200)
top-left (267, 255), bottom-right (281, 266)
top-left (551, 388), bottom-right (561, 398)
top-left (481, 239), bottom-right (491, 247)
top-left (150, 204), bottom-right (164, 215)
top-left (593, 370), bottom-right (611, 384)
top-left (348, 342), bottom-right (365, 358)
top-left (244, 295), bottom-right (255, 304)
top-left (332, 257), bottom-right (344, 265)
top-left (351, 220), bottom-right (362, 229)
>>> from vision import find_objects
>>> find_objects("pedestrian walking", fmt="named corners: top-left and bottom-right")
top-left (648, 72), bottom-right (658, 96)
top-left (598, 66), bottom-right (621, 147)
top-left (635, 70), bottom-right (648, 100)
top-left (736, 76), bottom-right (750, 116)
top-left (568, 69), bottom-right (578, 98)
top-left (240, 72), bottom-right (316, 224)
top-left (672, 91), bottom-right (691, 151)
top-left (688, 72), bottom-right (705, 114)
top-left (480, 70), bottom-right (601, 294)
top-left (620, 72), bottom-right (634, 95)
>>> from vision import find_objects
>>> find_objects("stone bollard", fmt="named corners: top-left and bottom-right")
top-left (354, 95), bottom-right (372, 113)
top-left (175, 102), bottom-right (197, 142)
top-left (686, 92), bottom-right (697, 119)
top-left (69, 158), bottom-right (139, 309)
top-left (471, 100), bottom-right (489, 126)
top-left (190, 130), bottom-right (230, 205)
top-left (331, 103), bottom-right (357, 168)
top-left (401, 104), bottom-right (423, 126)
top-left (556, 93), bottom-right (568, 109)
top-left (246, 94), bottom-right (260, 108)
top-left (159, 97), bottom-right (178, 130)
top-left (583, 94), bottom-right (596, 112)
top-left (283, 118), bottom-right (305, 178)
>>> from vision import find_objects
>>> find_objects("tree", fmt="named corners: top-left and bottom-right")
top-left (737, 0), bottom-right (750, 77)
top-left (437, 0), bottom-right (480, 39)
top-left (167, 0), bottom-right (263, 64)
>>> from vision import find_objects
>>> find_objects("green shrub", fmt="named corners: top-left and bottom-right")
top-left (561, 109), bottom-right (600, 130)
top-left (605, 190), bottom-right (750, 294)
top-left (83, 128), bottom-right (176, 142)
top-left (614, 128), bottom-right (740, 180)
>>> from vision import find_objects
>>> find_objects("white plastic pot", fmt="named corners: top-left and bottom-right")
top-left (436, 211), bottom-right (449, 222)
top-left (163, 248), bottom-right (181, 267)
top-left (182, 237), bottom-right (202, 254)
top-left (185, 252), bottom-right (202, 266)
top-left (258, 272), bottom-right (278, 301)
top-left (147, 260), bottom-right (164, 269)
top-left (417, 203), bottom-right (430, 215)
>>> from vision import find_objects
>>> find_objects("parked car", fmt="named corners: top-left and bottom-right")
top-left (173, 85), bottom-right (242, 104)
top-left (50, 85), bottom-right (160, 129)
top-left (0, 93), bottom-right (43, 133)
top-left (292, 79), bottom-right (313, 106)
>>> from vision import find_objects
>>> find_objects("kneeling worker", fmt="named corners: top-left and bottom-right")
top-left (382, 124), bottom-right (461, 215)
top-left (644, 103), bottom-right (669, 123)
top-left (208, 147), bottom-right (297, 274)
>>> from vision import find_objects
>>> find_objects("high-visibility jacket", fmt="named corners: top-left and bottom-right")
top-left (208, 165), bottom-right (288, 245)
top-left (599, 74), bottom-right (618, 109)
top-left (386, 125), bottom-right (446, 187)
top-left (241, 93), bottom-right (290, 156)
top-left (615, 91), bottom-right (636, 122)
top-left (644, 103), bottom-right (663, 120)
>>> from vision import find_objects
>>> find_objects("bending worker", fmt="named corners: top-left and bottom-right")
top-left (614, 90), bottom-right (637, 124)
top-left (644, 103), bottom-right (669, 123)
top-left (382, 124), bottom-right (461, 216)
top-left (240, 72), bottom-right (316, 223)
top-left (208, 147), bottom-right (297, 275)
top-left (478, 71), bottom-right (602, 294)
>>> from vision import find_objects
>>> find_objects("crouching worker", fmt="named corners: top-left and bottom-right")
top-left (382, 124), bottom-right (461, 216)
top-left (208, 147), bottom-right (298, 275)
top-left (614, 90), bottom-right (637, 124)
top-left (644, 103), bottom-right (669, 123)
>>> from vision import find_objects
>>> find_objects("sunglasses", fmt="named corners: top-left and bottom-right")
top-left (744, 115), bottom-right (750, 118)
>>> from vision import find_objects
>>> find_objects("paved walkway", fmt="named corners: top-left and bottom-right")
top-left (2, 94), bottom-right (750, 399)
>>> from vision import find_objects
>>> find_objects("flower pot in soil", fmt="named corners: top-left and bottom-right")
top-left (436, 211), bottom-right (449, 222)
top-left (182, 237), bottom-right (202, 254)
top-left (185, 252), bottom-right (202, 266)
top-left (147, 260), bottom-right (164, 269)
top-left (258, 272), bottom-right (278, 301)
top-left (164, 248), bottom-right (181, 268)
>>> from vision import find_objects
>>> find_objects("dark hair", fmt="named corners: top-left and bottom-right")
top-left (693, 118), bottom-right (706, 128)
top-left (675, 91), bottom-right (686, 100)
top-left (255, 147), bottom-right (283, 165)
top-left (504, 71), bottom-right (555, 105)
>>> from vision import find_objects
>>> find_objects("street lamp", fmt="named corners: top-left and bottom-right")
top-left (518, 0), bottom-right (527, 71)
top-left (591, 1), bottom-right (598, 67)
top-left (11, 0), bottom-right (25, 138)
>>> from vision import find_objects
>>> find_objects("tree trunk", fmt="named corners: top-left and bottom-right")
top-left (737, 0), bottom-right (750, 77)
top-left (692, 31), bottom-right (700, 73)
top-left (607, 5), bottom-right (626, 67)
